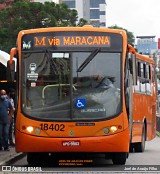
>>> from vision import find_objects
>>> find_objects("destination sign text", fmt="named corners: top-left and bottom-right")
top-left (34, 36), bottom-right (111, 47)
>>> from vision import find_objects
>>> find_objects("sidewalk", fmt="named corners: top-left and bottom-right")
top-left (0, 146), bottom-right (24, 165)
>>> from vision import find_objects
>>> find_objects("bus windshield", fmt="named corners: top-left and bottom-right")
top-left (21, 50), bottom-right (121, 121)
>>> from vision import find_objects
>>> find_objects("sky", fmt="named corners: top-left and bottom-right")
top-left (106, 0), bottom-right (160, 41)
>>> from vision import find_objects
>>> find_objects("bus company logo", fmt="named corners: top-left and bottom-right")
top-left (62, 141), bottom-right (80, 147)
top-left (23, 41), bottom-right (31, 49)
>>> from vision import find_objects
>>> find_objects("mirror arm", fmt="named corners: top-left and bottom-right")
top-left (10, 48), bottom-right (17, 67)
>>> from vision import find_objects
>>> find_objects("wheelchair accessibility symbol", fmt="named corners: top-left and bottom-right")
top-left (76, 98), bottom-right (86, 109)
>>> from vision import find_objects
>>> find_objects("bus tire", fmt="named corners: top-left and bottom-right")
top-left (134, 124), bottom-right (146, 152)
top-left (27, 152), bottom-right (48, 165)
top-left (112, 152), bottom-right (127, 165)
top-left (129, 143), bottom-right (134, 152)
top-left (27, 153), bottom-right (39, 165)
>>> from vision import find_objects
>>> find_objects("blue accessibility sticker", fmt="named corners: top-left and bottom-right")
top-left (76, 98), bottom-right (86, 109)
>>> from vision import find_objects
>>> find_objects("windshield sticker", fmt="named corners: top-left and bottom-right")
top-left (27, 63), bottom-right (38, 81)
top-left (81, 108), bottom-right (105, 113)
top-left (76, 98), bottom-right (86, 109)
top-left (23, 41), bottom-right (31, 49)
top-left (31, 82), bottom-right (36, 87)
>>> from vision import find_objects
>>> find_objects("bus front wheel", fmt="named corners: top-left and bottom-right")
top-left (27, 152), bottom-right (48, 165)
top-left (111, 152), bottom-right (127, 165)
top-left (134, 125), bottom-right (146, 152)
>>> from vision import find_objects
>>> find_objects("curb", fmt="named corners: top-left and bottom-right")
top-left (0, 152), bottom-right (26, 165)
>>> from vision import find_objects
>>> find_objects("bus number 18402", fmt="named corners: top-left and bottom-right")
top-left (40, 123), bottom-right (65, 131)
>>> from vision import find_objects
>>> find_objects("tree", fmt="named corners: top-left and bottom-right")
top-left (108, 25), bottom-right (135, 46)
top-left (0, 0), bottom-right (87, 52)
top-left (77, 18), bottom-right (89, 27)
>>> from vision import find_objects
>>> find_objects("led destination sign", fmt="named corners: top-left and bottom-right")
top-left (22, 31), bottom-right (122, 51)
top-left (34, 35), bottom-right (111, 47)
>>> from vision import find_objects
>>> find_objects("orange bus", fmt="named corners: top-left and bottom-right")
top-left (7, 25), bottom-right (156, 165)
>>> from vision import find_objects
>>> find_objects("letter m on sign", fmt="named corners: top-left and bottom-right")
top-left (158, 38), bottom-right (160, 49)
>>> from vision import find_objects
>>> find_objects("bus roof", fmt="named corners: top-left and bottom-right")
top-left (136, 53), bottom-right (155, 63)
top-left (18, 25), bottom-right (127, 36)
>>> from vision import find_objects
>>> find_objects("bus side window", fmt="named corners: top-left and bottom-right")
top-left (134, 61), bottom-right (140, 93)
top-left (152, 66), bottom-right (155, 83)
top-left (140, 62), bottom-right (145, 93)
top-left (146, 64), bottom-right (151, 94)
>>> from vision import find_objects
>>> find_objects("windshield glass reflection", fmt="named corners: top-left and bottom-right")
top-left (21, 51), bottom-right (121, 121)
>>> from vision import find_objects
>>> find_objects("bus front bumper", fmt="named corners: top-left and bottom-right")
top-left (16, 128), bottom-right (129, 153)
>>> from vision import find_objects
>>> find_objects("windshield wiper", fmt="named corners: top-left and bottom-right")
top-left (77, 48), bottom-right (101, 72)
top-left (44, 49), bottom-right (59, 74)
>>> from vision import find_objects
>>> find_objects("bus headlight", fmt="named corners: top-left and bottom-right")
top-left (26, 126), bottom-right (34, 133)
top-left (110, 126), bottom-right (118, 133)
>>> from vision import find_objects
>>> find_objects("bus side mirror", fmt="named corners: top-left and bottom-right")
top-left (6, 48), bottom-right (17, 82)
top-left (7, 60), bottom-right (15, 82)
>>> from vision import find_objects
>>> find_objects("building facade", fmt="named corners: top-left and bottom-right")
top-left (62, 0), bottom-right (106, 27)
top-left (136, 36), bottom-right (157, 55)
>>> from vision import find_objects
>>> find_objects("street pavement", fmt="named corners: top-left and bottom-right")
top-left (0, 146), bottom-right (24, 165)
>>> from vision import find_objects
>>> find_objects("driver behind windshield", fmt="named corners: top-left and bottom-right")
top-left (75, 72), bottom-right (115, 89)
top-left (91, 73), bottom-right (115, 89)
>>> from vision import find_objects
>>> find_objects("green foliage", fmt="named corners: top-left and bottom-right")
top-left (77, 18), bottom-right (89, 27)
top-left (0, 0), bottom-right (82, 52)
top-left (108, 24), bottom-right (135, 46)
top-left (0, 0), bottom-right (5, 3)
